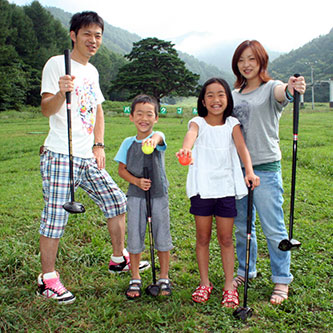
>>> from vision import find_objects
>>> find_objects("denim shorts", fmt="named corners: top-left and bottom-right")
top-left (126, 195), bottom-right (173, 254)
top-left (190, 195), bottom-right (237, 218)
top-left (40, 150), bottom-right (127, 238)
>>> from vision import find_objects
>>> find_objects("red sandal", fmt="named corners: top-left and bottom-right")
top-left (192, 284), bottom-right (213, 303)
top-left (221, 289), bottom-right (239, 308)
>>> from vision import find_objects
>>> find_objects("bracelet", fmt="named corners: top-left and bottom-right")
top-left (93, 143), bottom-right (105, 148)
top-left (285, 85), bottom-right (294, 102)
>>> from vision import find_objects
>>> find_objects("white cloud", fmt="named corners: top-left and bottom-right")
top-left (9, 0), bottom-right (333, 53)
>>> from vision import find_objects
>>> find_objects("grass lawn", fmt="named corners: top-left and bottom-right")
top-left (0, 105), bottom-right (332, 332)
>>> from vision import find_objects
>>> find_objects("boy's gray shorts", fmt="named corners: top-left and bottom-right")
top-left (126, 195), bottom-right (173, 254)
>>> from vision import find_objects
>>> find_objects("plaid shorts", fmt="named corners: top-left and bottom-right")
top-left (40, 150), bottom-right (127, 238)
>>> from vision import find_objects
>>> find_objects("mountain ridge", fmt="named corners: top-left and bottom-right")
top-left (46, 6), bottom-right (233, 84)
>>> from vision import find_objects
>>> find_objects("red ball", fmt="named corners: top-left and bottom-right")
top-left (178, 155), bottom-right (192, 166)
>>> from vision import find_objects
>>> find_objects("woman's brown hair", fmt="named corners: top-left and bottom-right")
top-left (232, 40), bottom-right (272, 89)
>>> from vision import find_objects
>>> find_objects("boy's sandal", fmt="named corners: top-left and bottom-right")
top-left (270, 287), bottom-right (288, 305)
top-left (125, 279), bottom-right (142, 300)
top-left (232, 275), bottom-right (245, 289)
top-left (192, 284), bottom-right (213, 303)
top-left (221, 289), bottom-right (239, 309)
top-left (157, 278), bottom-right (172, 296)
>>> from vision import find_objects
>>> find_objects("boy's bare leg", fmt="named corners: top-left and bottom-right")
top-left (127, 252), bottom-right (142, 298)
top-left (158, 250), bottom-right (171, 295)
top-left (158, 251), bottom-right (170, 279)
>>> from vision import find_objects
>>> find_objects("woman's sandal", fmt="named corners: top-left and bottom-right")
top-left (192, 284), bottom-right (213, 303)
top-left (270, 285), bottom-right (288, 305)
top-left (232, 275), bottom-right (245, 289)
top-left (221, 289), bottom-right (239, 309)
top-left (125, 279), bottom-right (142, 300)
top-left (157, 278), bottom-right (172, 296)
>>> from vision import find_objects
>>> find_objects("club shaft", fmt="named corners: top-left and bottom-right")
top-left (144, 167), bottom-right (156, 284)
top-left (64, 49), bottom-right (75, 202)
top-left (243, 186), bottom-right (253, 308)
top-left (289, 76), bottom-right (300, 240)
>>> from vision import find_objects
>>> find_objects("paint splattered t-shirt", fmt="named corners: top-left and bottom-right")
top-left (41, 55), bottom-right (104, 158)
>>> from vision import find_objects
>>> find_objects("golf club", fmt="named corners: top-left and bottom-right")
top-left (278, 74), bottom-right (302, 251)
top-left (233, 184), bottom-right (254, 321)
top-left (62, 49), bottom-right (85, 214)
top-left (143, 167), bottom-right (160, 297)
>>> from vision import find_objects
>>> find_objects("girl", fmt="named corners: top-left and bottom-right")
top-left (176, 78), bottom-right (260, 308)
top-left (231, 40), bottom-right (306, 305)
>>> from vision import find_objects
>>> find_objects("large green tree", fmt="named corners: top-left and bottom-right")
top-left (111, 37), bottom-right (200, 102)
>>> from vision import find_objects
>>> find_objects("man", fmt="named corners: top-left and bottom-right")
top-left (37, 11), bottom-right (148, 304)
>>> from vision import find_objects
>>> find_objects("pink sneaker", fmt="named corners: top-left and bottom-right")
top-left (108, 255), bottom-right (150, 274)
top-left (36, 272), bottom-right (75, 304)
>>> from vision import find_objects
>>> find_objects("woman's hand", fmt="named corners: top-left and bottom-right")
top-left (287, 75), bottom-right (306, 95)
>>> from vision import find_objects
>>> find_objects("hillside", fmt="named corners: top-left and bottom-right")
top-left (46, 6), bottom-right (231, 85)
top-left (46, 7), bottom-right (141, 55)
top-left (172, 32), bottom-right (283, 74)
top-left (269, 28), bottom-right (333, 102)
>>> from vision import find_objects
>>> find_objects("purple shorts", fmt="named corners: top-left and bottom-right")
top-left (190, 195), bottom-right (237, 218)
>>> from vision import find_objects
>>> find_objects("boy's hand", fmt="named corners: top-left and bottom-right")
top-left (245, 173), bottom-right (260, 190)
top-left (142, 137), bottom-right (157, 149)
top-left (136, 177), bottom-right (152, 191)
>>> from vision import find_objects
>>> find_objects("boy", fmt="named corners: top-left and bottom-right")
top-left (115, 94), bottom-right (173, 299)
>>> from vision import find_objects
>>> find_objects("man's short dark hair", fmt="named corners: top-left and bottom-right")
top-left (70, 11), bottom-right (104, 35)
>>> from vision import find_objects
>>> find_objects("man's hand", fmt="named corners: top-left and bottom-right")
top-left (93, 146), bottom-right (105, 169)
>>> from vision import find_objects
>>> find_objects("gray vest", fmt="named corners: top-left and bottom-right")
top-left (126, 141), bottom-right (169, 198)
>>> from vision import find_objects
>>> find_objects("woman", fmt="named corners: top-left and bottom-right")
top-left (231, 40), bottom-right (306, 305)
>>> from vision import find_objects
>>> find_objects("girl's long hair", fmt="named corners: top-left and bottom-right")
top-left (232, 40), bottom-right (272, 89)
top-left (197, 78), bottom-right (233, 123)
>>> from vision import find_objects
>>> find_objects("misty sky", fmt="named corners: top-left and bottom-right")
top-left (9, 0), bottom-right (333, 54)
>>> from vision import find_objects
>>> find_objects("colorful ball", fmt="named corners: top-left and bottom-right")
top-left (178, 155), bottom-right (192, 165)
top-left (142, 143), bottom-right (154, 155)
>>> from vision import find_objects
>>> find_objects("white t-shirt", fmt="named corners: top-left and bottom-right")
top-left (186, 116), bottom-right (247, 200)
top-left (41, 55), bottom-right (105, 158)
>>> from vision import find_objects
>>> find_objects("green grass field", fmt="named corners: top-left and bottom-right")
top-left (0, 105), bottom-right (332, 332)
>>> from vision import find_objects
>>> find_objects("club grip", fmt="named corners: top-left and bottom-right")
top-left (64, 49), bottom-right (71, 75)
top-left (293, 73), bottom-right (300, 135)
top-left (247, 185), bottom-right (253, 235)
top-left (143, 167), bottom-right (151, 216)
top-left (143, 167), bottom-right (149, 179)
top-left (64, 49), bottom-right (71, 103)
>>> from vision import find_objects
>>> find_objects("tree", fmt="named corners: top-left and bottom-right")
top-left (24, 1), bottom-right (70, 69)
top-left (90, 45), bottom-right (127, 100)
top-left (0, 45), bottom-right (28, 110)
top-left (111, 37), bottom-right (200, 102)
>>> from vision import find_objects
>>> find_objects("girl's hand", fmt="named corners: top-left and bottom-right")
top-left (245, 173), bottom-right (260, 190)
top-left (287, 75), bottom-right (306, 95)
top-left (176, 148), bottom-right (193, 164)
top-left (136, 177), bottom-right (152, 191)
